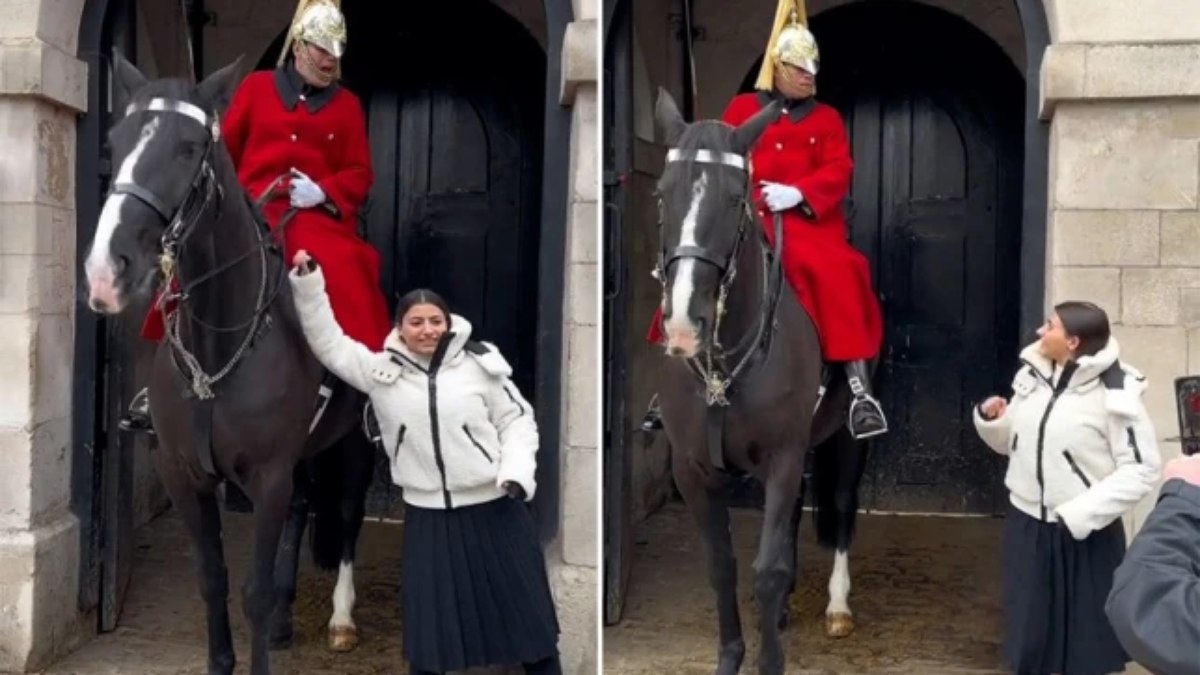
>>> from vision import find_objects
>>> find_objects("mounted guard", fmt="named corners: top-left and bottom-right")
top-left (645, 0), bottom-right (888, 440)
top-left (121, 0), bottom-right (391, 432)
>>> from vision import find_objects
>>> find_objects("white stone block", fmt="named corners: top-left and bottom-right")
top-left (32, 313), bottom-right (71, 427)
top-left (1122, 267), bottom-right (1200, 325)
top-left (569, 201), bottom-right (597, 264)
top-left (570, 87), bottom-right (598, 203)
top-left (1086, 44), bottom-right (1200, 99)
top-left (565, 323), bottom-right (598, 450)
top-left (560, 445), bottom-right (597, 568)
top-left (1051, 266), bottom-right (1121, 317)
top-left (1050, 210), bottom-right (1159, 266)
top-left (1161, 211), bottom-right (1200, 266)
top-left (0, 315), bottom-right (34, 429)
top-left (1052, 0), bottom-right (1200, 43)
top-left (560, 19), bottom-right (597, 105)
top-left (567, 261), bottom-right (597, 328)
top-left (1112, 325), bottom-right (1189, 439)
top-left (0, 254), bottom-right (39, 314)
top-left (1053, 103), bottom-right (1199, 210)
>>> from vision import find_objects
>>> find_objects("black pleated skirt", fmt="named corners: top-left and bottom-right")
top-left (402, 496), bottom-right (560, 672)
top-left (1002, 504), bottom-right (1129, 675)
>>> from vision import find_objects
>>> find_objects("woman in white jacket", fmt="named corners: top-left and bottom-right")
top-left (288, 251), bottom-right (561, 675)
top-left (975, 301), bottom-right (1160, 675)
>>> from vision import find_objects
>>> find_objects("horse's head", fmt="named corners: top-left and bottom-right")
top-left (83, 53), bottom-right (244, 315)
top-left (653, 88), bottom-right (778, 358)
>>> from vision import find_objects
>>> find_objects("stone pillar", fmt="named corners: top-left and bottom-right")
top-left (551, 8), bottom-right (598, 675)
top-left (1039, 2), bottom-right (1200, 533)
top-left (0, 0), bottom-right (92, 670)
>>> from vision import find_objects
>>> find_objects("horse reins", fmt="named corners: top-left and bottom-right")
top-left (115, 97), bottom-right (299, 400)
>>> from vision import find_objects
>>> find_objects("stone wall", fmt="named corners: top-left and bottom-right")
top-left (1040, 0), bottom-right (1200, 531)
top-left (554, 6), bottom-right (599, 673)
top-left (0, 0), bottom-right (91, 669)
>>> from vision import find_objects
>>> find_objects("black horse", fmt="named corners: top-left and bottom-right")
top-left (652, 88), bottom-right (872, 675)
top-left (82, 54), bottom-right (375, 675)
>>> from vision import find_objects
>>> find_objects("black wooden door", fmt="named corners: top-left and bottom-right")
top-left (815, 3), bottom-right (1023, 514)
top-left (344, 4), bottom-right (544, 518)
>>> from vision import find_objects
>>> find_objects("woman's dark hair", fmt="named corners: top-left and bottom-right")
top-left (395, 289), bottom-right (451, 327)
top-left (1054, 301), bottom-right (1110, 358)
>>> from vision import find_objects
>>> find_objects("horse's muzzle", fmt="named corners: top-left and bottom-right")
top-left (664, 324), bottom-right (702, 359)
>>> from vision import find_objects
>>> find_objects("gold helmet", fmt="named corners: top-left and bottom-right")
top-left (277, 0), bottom-right (347, 66)
top-left (754, 0), bottom-right (818, 91)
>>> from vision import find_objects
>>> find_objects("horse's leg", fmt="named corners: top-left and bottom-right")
top-left (244, 465), bottom-right (294, 675)
top-left (674, 461), bottom-right (744, 675)
top-left (778, 479), bottom-right (807, 632)
top-left (825, 433), bottom-right (867, 638)
top-left (270, 464), bottom-right (311, 649)
top-left (328, 432), bottom-right (374, 652)
top-left (156, 451), bottom-right (235, 674)
top-left (754, 447), bottom-right (806, 675)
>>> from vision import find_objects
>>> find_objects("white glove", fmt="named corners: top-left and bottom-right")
top-left (289, 169), bottom-right (326, 209)
top-left (760, 182), bottom-right (803, 212)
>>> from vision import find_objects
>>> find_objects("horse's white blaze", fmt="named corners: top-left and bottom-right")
top-left (329, 561), bottom-right (356, 628)
top-left (85, 116), bottom-right (160, 308)
top-left (664, 172), bottom-right (708, 350)
top-left (826, 550), bottom-right (851, 615)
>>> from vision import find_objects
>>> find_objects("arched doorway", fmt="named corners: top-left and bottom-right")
top-left (740, 2), bottom-right (1025, 513)
top-left (256, 1), bottom-right (546, 518)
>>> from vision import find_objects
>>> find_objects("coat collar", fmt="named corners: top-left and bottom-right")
top-left (274, 62), bottom-right (339, 113)
top-left (756, 89), bottom-right (818, 123)
top-left (383, 313), bottom-right (472, 373)
top-left (1019, 336), bottom-right (1124, 389)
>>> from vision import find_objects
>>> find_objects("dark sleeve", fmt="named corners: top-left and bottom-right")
top-left (1105, 479), bottom-right (1200, 675)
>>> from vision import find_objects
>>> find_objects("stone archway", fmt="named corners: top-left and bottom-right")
top-left (0, 0), bottom-right (592, 669)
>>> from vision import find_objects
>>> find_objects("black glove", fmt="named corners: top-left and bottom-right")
top-left (503, 481), bottom-right (526, 501)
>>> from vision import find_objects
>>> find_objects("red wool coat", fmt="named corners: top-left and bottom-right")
top-left (142, 69), bottom-right (391, 350)
top-left (648, 92), bottom-right (883, 361)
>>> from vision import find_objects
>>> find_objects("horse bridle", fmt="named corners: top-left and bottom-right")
top-left (656, 147), bottom-right (784, 407)
top-left (114, 97), bottom-right (288, 400)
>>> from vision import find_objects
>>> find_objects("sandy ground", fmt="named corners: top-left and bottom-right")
top-left (602, 503), bottom-right (1150, 675)
top-left (41, 510), bottom-right (520, 675)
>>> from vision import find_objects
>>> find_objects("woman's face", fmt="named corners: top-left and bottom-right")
top-left (1037, 312), bottom-right (1079, 362)
top-left (399, 304), bottom-right (448, 356)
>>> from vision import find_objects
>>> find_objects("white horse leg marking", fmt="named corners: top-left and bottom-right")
top-left (826, 550), bottom-right (851, 616)
top-left (329, 561), bottom-right (356, 629)
top-left (664, 172), bottom-right (709, 354)
top-left (84, 116), bottom-right (160, 309)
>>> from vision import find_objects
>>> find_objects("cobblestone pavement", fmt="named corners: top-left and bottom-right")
top-left (603, 503), bottom-right (1150, 675)
top-left (41, 510), bottom-right (517, 675)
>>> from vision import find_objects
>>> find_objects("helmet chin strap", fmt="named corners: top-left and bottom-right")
top-left (296, 41), bottom-right (338, 88)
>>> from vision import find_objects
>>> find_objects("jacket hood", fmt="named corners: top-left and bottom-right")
top-left (1019, 336), bottom-right (1146, 418)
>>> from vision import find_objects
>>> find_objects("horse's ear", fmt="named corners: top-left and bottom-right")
top-left (198, 55), bottom-right (245, 112)
top-left (731, 99), bottom-right (781, 155)
top-left (112, 51), bottom-right (148, 103)
top-left (655, 87), bottom-right (687, 147)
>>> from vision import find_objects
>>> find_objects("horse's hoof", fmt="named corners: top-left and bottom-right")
top-left (826, 611), bottom-right (855, 638)
top-left (328, 624), bottom-right (359, 652)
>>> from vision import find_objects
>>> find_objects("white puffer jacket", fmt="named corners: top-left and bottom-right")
top-left (289, 268), bottom-right (539, 510)
top-left (974, 337), bottom-right (1161, 540)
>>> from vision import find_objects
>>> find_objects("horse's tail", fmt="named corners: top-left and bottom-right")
top-left (308, 446), bottom-right (345, 571)
top-left (811, 426), bottom-right (867, 551)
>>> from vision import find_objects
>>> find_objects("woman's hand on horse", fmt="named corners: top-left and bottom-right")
top-left (1164, 455), bottom-right (1200, 487)
top-left (502, 481), bottom-right (526, 501)
top-left (979, 396), bottom-right (1007, 420)
top-left (292, 250), bottom-right (317, 275)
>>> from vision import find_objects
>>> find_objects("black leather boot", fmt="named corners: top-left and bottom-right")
top-left (641, 394), bottom-right (663, 431)
top-left (844, 360), bottom-right (887, 439)
top-left (118, 387), bottom-right (155, 434)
